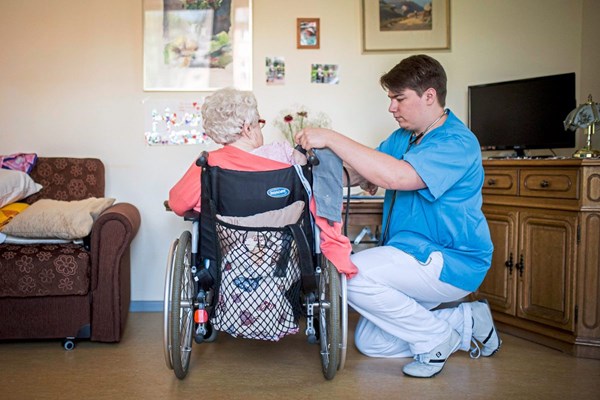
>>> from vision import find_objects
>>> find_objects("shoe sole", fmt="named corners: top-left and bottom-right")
top-left (402, 334), bottom-right (462, 378)
top-left (478, 299), bottom-right (501, 357)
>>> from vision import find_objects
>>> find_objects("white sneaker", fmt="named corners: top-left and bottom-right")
top-left (470, 299), bottom-right (501, 358)
top-left (402, 330), bottom-right (461, 378)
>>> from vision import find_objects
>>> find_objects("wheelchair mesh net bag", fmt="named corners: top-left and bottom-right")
top-left (211, 221), bottom-right (303, 341)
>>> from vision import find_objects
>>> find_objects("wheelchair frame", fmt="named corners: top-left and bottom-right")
top-left (163, 154), bottom-right (348, 380)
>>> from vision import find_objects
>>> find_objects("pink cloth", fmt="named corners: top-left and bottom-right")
top-left (0, 153), bottom-right (38, 173)
top-left (168, 145), bottom-right (358, 278)
top-left (310, 199), bottom-right (358, 278)
top-left (251, 141), bottom-right (297, 164)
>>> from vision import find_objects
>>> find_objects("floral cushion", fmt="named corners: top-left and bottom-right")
top-left (0, 243), bottom-right (90, 298)
top-left (0, 158), bottom-right (103, 299)
top-left (25, 157), bottom-right (105, 204)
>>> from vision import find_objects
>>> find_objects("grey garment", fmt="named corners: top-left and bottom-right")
top-left (312, 148), bottom-right (343, 223)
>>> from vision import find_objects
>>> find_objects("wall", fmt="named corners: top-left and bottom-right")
top-left (0, 0), bottom-right (595, 305)
top-left (582, 0), bottom-right (600, 115)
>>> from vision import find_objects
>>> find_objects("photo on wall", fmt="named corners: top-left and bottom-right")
top-left (266, 56), bottom-right (285, 86)
top-left (311, 64), bottom-right (339, 84)
top-left (297, 18), bottom-right (320, 49)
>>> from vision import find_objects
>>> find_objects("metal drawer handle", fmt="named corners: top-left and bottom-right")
top-left (540, 180), bottom-right (549, 188)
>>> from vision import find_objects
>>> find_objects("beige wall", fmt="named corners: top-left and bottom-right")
top-left (0, 0), bottom-right (596, 302)
top-left (582, 0), bottom-right (600, 109)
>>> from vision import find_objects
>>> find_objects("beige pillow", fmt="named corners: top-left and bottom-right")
top-left (1, 197), bottom-right (115, 239)
top-left (217, 201), bottom-right (305, 228)
top-left (0, 169), bottom-right (42, 208)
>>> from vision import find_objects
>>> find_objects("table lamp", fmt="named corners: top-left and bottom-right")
top-left (564, 94), bottom-right (600, 158)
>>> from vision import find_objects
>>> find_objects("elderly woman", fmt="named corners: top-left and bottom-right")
top-left (168, 88), bottom-right (303, 216)
top-left (168, 87), bottom-right (358, 278)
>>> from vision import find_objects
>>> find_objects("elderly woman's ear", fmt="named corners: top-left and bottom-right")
top-left (240, 122), bottom-right (252, 137)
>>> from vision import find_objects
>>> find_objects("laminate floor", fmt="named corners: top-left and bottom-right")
top-left (1, 312), bottom-right (599, 400)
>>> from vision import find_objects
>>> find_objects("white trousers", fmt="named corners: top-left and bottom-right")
top-left (347, 246), bottom-right (473, 357)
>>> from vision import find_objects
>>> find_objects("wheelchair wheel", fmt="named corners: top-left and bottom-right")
top-left (163, 238), bottom-right (178, 370)
top-left (170, 231), bottom-right (195, 380)
top-left (318, 258), bottom-right (342, 380)
top-left (339, 273), bottom-right (348, 371)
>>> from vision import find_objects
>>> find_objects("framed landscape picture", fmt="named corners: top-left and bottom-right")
top-left (143, 0), bottom-right (252, 91)
top-left (361, 0), bottom-right (450, 52)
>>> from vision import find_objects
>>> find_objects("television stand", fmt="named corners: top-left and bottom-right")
top-left (513, 148), bottom-right (526, 158)
top-left (480, 158), bottom-right (600, 359)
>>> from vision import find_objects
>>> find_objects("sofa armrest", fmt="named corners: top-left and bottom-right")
top-left (88, 202), bottom-right (141, 342)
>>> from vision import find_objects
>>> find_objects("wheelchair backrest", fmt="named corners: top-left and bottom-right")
top-left (199, 159), bottom-right (314, 261)
top-left (204, 165), bottom-right (309, 217)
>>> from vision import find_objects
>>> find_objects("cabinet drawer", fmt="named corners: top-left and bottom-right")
top-left (482, 169), bottom-right (518, 195)
top-left (520, 169), bottom-right (579, 199)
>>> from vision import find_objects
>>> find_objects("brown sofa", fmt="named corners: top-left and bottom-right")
top-left (0, 157), bottom-right (140, 348)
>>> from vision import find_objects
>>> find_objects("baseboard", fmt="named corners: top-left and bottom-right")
top-left (130, 301), bottom-right (163, 312)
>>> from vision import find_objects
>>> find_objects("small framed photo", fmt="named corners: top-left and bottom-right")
top-left (297, 18), bottom-right (320, 49)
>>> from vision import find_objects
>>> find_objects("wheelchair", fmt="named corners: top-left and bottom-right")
top-left (163, 151), bottom-right (348, 380)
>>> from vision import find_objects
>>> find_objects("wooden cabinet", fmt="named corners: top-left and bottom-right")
top-left (479, 159), bottom-right (600, 358)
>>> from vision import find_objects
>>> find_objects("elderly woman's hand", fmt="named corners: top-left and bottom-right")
top-left (360, 180), bottom-right (379, 195)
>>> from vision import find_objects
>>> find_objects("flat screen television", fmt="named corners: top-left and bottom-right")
top-left (468, 73), bottom-right (576, 157)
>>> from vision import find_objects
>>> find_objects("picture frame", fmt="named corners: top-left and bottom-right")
top-left (361, 0), bottom-right (450, 52)
top-left (143, 0), bottom-right (252, 92)
top-left (297, 18), bottom-right (320, 49)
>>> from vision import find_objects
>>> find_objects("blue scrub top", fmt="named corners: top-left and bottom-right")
top-left (376, 110), bottom-right (493, 292)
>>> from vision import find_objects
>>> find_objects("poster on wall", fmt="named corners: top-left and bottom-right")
top-left (143, 99), bottom-right (211, 145)
top-left (143, 0), bottom-right (252, 91)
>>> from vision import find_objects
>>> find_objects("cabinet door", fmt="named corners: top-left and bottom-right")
top-left (480, 206), bottom-right (518, 315)
top-left (518, 210), bottom-right (577, 332)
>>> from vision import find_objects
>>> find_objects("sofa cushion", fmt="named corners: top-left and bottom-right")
top-left (0, 169), bottom-right (42, 208)
top-left (0, 243), bottom-right (90, 298)
top-left (1, 198), bottom-right (115, 239)
top-left (25, 157), bottom-right (105, 204)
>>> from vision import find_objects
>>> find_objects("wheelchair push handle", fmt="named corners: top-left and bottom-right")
top-left (196, 151), bottom-right (209, 167)
top-left (307, 149), bottom-right (320, 166)
top-left (196, 149), bottom-right (319, 167)
top-left (294, 145), bottom-right (320, 166)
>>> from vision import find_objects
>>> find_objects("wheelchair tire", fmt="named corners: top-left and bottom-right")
top-left (170, 231), bottom-right (195, 380)
top-left (339, 273), bottom-right (348, 372)
top-left (163, 238), bottom-right (178, 370)
top-left (318, 258), bottom-right (342, 380)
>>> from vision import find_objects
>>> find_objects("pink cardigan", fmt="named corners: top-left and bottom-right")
top-left (168, 145), bottom-right (358, 278)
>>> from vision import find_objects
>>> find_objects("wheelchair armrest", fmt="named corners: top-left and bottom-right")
top-left (183, 210), bottom-right (200, 221)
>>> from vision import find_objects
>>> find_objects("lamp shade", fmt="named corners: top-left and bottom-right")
top-left (564, 94), bottom-right (600, 131)
top-left (564, 94), bottom-right (600, 158)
